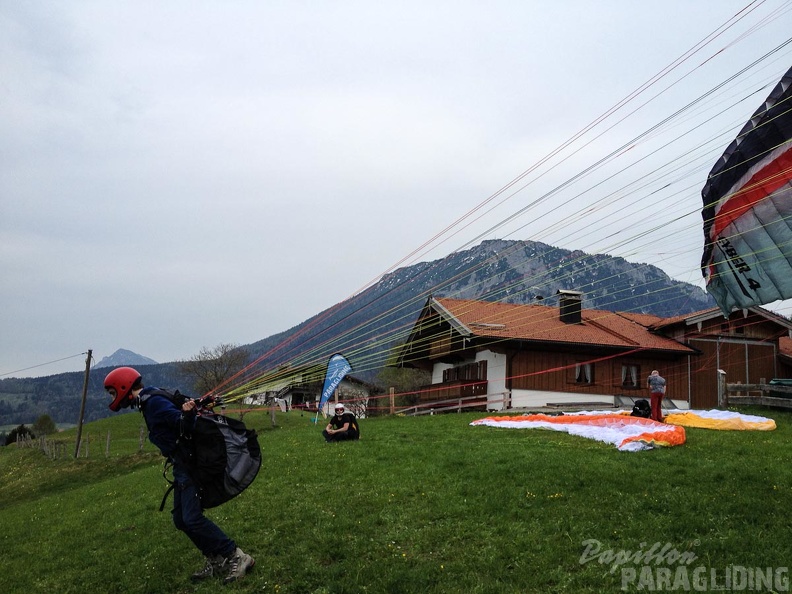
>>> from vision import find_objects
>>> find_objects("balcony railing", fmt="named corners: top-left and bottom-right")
top-left (419, 380), bottom-right (488, 402)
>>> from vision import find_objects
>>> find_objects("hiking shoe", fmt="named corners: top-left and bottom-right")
top-left (222, 547), bottom-right (255, 584)
top-left (190, 554), bottom-right (225, 581)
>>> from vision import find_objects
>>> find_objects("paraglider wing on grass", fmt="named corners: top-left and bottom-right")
top-left (471, 414), bottom-right (686, 452)
top-left (470, 409), bottom-right (775, 452)
top-left (664, 408), bottom-right (776, 431)
top-left (701, 66), bottom-right (792, 314)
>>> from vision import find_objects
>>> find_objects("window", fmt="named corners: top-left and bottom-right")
top-left (575, 362), bottom-right (593, 384)
top-left (621, 364), bottom-right (640, 388)
top-left (567, 360), bottom-right (595, 385)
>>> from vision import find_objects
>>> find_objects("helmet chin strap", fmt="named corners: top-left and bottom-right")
top-left (129, 387), bottom-right (145, 409)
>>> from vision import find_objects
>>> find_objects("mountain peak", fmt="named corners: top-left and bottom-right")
top-left (95, 349), bottom-right (158, 369)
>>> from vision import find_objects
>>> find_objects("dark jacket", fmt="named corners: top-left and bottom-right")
top-left (138, 388), bottom-right (195, 458)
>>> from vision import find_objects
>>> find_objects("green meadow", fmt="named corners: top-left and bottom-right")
top-left (2, 406), bottom-right (792, 593)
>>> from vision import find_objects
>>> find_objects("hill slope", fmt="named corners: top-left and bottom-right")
top-left (2, 407), bottom-right (791, 592)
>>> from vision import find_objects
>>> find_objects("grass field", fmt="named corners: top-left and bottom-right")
top-left (2, 406), bottom-right (792, 593)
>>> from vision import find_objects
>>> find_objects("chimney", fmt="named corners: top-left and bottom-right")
top-left (557, 290), bottom-right (583, 324)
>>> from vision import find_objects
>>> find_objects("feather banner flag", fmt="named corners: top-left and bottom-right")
top-left (318, 353), bottom-right (352, 414)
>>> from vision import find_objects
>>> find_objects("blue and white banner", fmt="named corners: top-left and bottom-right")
top-left (318, 353), bottom-right (352, 412)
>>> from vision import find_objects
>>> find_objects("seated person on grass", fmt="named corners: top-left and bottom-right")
top-left (323, 403), bottom-right (360, 442)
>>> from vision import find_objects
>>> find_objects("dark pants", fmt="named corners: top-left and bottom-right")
top-left (172, 464), bottom-right (236, 558)
top-left (650, 392), bottom-right (664, 422)
top-left (323, 429), bottom-right (359, 442)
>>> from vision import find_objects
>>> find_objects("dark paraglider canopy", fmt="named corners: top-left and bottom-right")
top-left (701, 65), bottom-right (792, 314)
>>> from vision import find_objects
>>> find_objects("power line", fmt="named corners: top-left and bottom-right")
top-left (0, 353), bottom-right (88, 378)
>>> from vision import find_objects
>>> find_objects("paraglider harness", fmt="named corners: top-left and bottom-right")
top-left (140, 389), bottom-right (262, 511)
top-left (630, 399), bottom-right (652, 419)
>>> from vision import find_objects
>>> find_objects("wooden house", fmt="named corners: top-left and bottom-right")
top-left (651, 306), bottom-right (792, 408)
top-left (397, 293), bottom-right (792, 410)
top-left (779, 337), bottom-right (792, 377)
top-left (243, 367), bottom-right (373, 417)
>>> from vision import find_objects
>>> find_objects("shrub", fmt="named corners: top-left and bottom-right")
top-left (5, 424), bottom-right (35, 446)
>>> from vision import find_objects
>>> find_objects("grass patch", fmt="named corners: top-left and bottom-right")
top-left (2, 407), bottom-right (792, 592)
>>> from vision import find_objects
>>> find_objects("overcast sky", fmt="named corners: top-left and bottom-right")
top-left (2, 1), bottom-right (791, 378)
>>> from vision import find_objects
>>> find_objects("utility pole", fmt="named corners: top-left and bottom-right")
top-left (74, 349), bottom-right (92, 458)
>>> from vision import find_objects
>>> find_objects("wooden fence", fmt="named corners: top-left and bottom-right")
top-left (13, 426), bottom-right (148, 459)
top-left (723, 383), bottom-right (792, 408)
top-left (395, 394), bottom-right (492, 416)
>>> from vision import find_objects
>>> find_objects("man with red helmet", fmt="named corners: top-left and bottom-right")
top-left (104, 367), bottom-right (254, 584)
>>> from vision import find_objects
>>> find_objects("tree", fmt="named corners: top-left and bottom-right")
top-left (5, 424), bottom-right (35, 446)
top-left (33, 414), bottom-right (57, 436)
top-left (179, 343), bottom-right (250, 396)
top-left (375, 367), bottom-right (431, 407)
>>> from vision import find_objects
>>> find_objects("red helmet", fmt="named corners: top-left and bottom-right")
top-left (104, 367), bottom-right (142, 411)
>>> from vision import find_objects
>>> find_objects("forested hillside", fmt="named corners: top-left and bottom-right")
top-left (0, 363), bottom-right (187, 428)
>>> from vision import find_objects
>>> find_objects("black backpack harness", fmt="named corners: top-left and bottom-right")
top-left (138, 389), bottom-right (262, 511)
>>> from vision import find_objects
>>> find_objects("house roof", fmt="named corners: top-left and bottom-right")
top-left (650, 305), bottom-right (792, 332)
top-left (650, 306), bottom-right (729, 330)
top-left (432, 297), bottom-right (695, 353)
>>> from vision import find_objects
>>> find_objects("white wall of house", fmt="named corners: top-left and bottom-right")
top-left (479, 350), bottom-right (505, 391)
top-left (475, 350), bottom-right (508, 411)
top-left (507, 390), bottom-right (689, 411)
top-left (432, 362), bottom-right (453, 384)
top-left (510, 389), bottom-right (615, 409)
